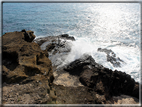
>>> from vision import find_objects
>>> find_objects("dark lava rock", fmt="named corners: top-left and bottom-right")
top-left (2, 30), bottom-right (56, 104)
top-left (98, 48), bottom-right (125, 67)
top-left (64, 54), bottom-right (103, 76)
top-left (59, 34), bottom-right (75, 41)
top-left (34, 34), bottom-right (75, 47)
top-left (62, 54), bottom-right (139, 101)
top-left (131, 82), bottom-right (140, 99)
top-left (34, 34), bottom-right (74, 67)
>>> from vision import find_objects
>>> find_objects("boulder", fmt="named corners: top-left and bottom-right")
top-left (2, 30), bottom-right (56, 104)
top-left (64, 54), bottom-right (103, 75)
top-left (62, 54), bottom-right (139, 100)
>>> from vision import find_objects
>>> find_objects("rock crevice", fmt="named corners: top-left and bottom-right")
top-left (2, 30), bottom-right (56, 104)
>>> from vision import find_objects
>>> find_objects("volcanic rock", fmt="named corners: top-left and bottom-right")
top-left (34, 34), bottom-right (74, 67)
top-left (2, 30), bottom-right (56, 104)
top-left (59, 34), bottom-right (75, 41)
top-left (59, 54), bottom-right (140, 104)
top-left (98, 48), bottom-right (125, 67)
top-left (34, 34), bottom-right (75, 47)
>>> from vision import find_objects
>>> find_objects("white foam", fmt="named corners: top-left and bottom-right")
top-left (37, 33), bottom-right (140, 83)
top-left (109, 46), bottom-right (140, 82)
top-left (34, 35), bottom-right (46, 40)
top-left (63, 36), bottom-right (140, 83)
top-left (63, 37), bottom-right (98, 64)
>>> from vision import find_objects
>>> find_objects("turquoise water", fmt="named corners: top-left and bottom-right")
top-left (3, 3), bottom-right (141, 83)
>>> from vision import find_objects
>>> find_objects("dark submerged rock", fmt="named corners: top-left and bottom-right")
top-left (98, 48), bottom-right (125, 67)
top-left (59, 34), bottom-right (75, 41)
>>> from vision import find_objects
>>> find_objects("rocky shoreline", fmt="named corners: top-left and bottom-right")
top-left (2, 30), bottom-right (141, 105)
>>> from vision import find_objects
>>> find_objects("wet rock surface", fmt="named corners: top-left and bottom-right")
top-left (2, 30), bottom-right (140, 105)
top-left (98, 48), bottom-right (125, 67)
top-left (35, 34), bottom-right (140, 104)
top-left (34, 34), bottom-right (74, 67)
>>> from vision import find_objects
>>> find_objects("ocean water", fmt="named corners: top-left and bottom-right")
top-left (3, 3), bottom-right (141, 83)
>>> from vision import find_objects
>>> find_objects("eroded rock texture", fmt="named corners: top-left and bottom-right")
top-left (2, 30), bottom-right (56, 104)
top-left (54, 54), bottom-right (139, 104)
